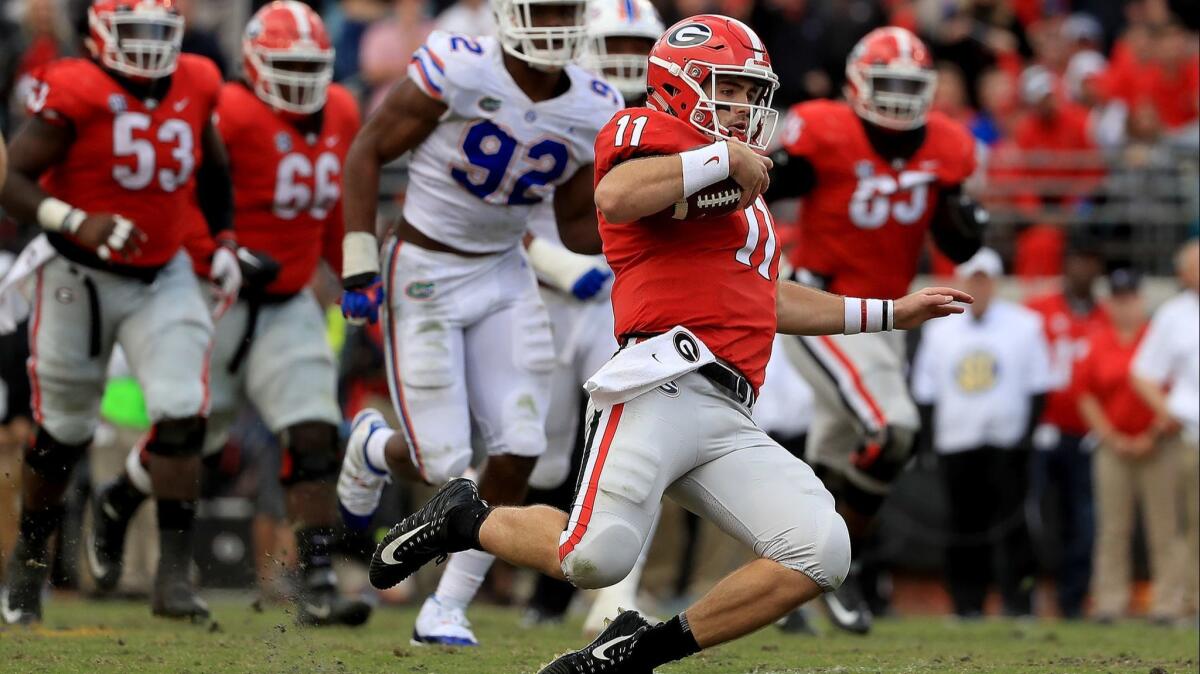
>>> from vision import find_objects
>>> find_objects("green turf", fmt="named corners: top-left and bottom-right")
top-left (0, 596), bottom-right (1196, 673)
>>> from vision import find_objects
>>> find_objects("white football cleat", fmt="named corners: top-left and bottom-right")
top-left (337, 408), bottom-right (390, 530)
top-left (411, 595), bottom-right (479, 646)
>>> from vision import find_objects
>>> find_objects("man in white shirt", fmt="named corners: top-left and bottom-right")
top-left (1132, 239), bottom-right (1200, 618)
top-left (912, 248), bottom-right (1054, 618)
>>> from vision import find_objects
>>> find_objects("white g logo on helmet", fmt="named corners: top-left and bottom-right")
top-left (666, 23), bottom-right (712, 48)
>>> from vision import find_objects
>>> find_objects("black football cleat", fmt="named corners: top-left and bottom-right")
top-left (152, 576), bottom-right (210, 622)
top-left (295, 583), bottom-right (373, 627)
top-left (538, 609), bottom-right (653, 674)
top-left (87, 482), bottom-right (135, 592)
top-left (777, 605), bottom-right (819, 636)
top-left (2, 538), bottom-right (49, 625)
top-left (820, 562), bottom-right (872, 635)
top-left (368, 478), bottom-right (488, 590)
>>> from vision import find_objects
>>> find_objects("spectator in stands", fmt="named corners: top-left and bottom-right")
top-left (748, 0), bottom-right (836, 107)
top-left (177, 0), bottom-right (229, 78)
top-left (1132, 239), bottom-right (1200, 621)
top-left (912, 248), bottom-right (1051, 619)
top-left (933, 61), bottom-right (974, 125)
top-left (1101, 9), bottom-right (1199, 146)
top-left (360, 0), bottom-right (433, 112)
top-left (970, 67), bottom-right (1016, 146)
top-left (919, 0), bottom-right (1027, 110)
top-left (1013, 65), bottom-right (1095, 180)
top-left (1080, 269), bottom-right (1182, 623)
top-left (434, 0), bottom-right (494, 36)
top-left (1026, 240), bottom-right (1110, 619)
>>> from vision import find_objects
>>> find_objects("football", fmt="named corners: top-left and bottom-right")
top-left (670, 177), bottom-right (743, 219)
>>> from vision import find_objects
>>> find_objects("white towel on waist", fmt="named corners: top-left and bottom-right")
top-left (584, 326), bottom-right (716, 407)
top-left (0, 234), bottom-right (56, 334)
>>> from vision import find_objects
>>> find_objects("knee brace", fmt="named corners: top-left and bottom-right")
top-left (144, 417), bottom-right (207, 457)
top-left (25, 427), bottom-right (89, 483)
top-left (279, 421), bottom-right (340, 486)
top-left (560, 515), bottom-right (644, 590)
top-left (764, 504), bottom-right (851, 592)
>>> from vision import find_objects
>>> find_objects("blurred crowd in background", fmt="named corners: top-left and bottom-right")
top-left (0, 0), bottom-right (1197, 625)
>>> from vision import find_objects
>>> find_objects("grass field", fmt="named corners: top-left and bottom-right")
top-left (0, 595), bottom-right (1196, 673)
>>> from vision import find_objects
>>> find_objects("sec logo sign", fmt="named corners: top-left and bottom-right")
top-left (667, 23), bottom-right (712, 48)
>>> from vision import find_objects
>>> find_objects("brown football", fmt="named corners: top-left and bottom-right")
top-left (670, 177), bottom-right (743, 220)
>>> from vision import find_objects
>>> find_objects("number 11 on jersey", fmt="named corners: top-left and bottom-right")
top-left (735, 198), bottom-right (776, 281)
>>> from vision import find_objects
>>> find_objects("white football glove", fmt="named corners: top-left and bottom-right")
top-left (210, 244), bottom-right (242, 298)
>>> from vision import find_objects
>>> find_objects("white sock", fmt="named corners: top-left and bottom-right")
top-left (433, 548), bottom-right (495, 612)
top-left (125, 446), bottom-right (153, 495)
top-left (364, 427), bottom-right (395, 476)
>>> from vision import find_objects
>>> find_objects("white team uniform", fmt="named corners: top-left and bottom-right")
top-left (392, 32), bottom-right (623, 483)
top-left (525, 201), bottom-right (617, 491)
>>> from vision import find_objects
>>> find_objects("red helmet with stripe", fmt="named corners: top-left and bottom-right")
top-left (243, 1), bottom-right (334, 116)
top-left (646, 14), bottom-right (779, 150)
top-left (845, 27), bottom-right (937, 131)
top-left (88, 0), bottom-right (184, 80)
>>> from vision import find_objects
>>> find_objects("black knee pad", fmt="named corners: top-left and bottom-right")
top-left (25, 427), bottom-right (89, 483)
top-left (279, 421), bottom-right (339, 485)
top-left (145, 417), bottom-right (207, 457)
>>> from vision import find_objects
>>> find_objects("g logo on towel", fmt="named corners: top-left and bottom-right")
top-left (673, 332), bottom-right (700, 363)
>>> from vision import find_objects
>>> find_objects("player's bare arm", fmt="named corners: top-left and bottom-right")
top-left (0, 116), bottom-right (145, 259)
top-left (552, 163), bottom-right (604, 253)
top-left (343, 78), bottom-right (445, 241)
top-left (775, 278), bottom-right (973, 336)
top-left (196, 120), bottom-right (233, 238)
top-left (595, 140), bottom-right (771, 224)
top-left (340, 78), bottom-right (446, 323)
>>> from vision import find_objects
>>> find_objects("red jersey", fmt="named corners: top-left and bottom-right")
top-left (1074, 323), bottom-right (1154, 436)
top-left (1026, 292), bottom-right (1111, 435)
top-left (214, 83), bottom-right (359, 295)
top-left (780, 100), bottom-right (976, 299)
top-left (26, 55), bottom-right (222, 268)
top-left (596, 108), bottom-right (781, 391)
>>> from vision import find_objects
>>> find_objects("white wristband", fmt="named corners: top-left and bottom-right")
top-left (843, 297), bottom-right (894, 334)
top-left (680, 141), bottom-right (730, 198)
top-left (526, 236), bottom-right (600, 293)
top-left (37, 197), bottom-right (86, 234)
top-left (342, 231), bottom-right (380, 279)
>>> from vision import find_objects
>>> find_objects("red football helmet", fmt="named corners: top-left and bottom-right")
top-left (88, 0), bottom-right (184, 80)
top-left (243, 1), bottom-right (334, 116)
top-left (845, 27), bottom-right (937, 131)
top-left (646, 15), bottom-right (779, 150)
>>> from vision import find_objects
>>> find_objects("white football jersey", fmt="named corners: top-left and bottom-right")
top-left (405, 31), bottom-right (624, 253)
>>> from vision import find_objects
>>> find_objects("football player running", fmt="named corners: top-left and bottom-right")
top-left (366, 15), bottom-right (971, 673)
top-left (88, 1), bottom-right (371, 627)
top-left (0, 0), bottom-right (233, 623)
top-left (770, 26), bottom-right (987, 634)
top-left (335, 0), bottom-right (623, 647)
top-left (521, 0), bottom-right (664, 635)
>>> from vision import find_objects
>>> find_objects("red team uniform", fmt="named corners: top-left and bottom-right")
top-left (30, 54), bottom-right (222, 270)
top-left (214, 82), bottom-right (357, 293)
top-left (598, 107), bottom-right (781, 389)
top-left (782, 101), bottom-right (975, 299)
top-left (551, 15), bottom-right (849, 604)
